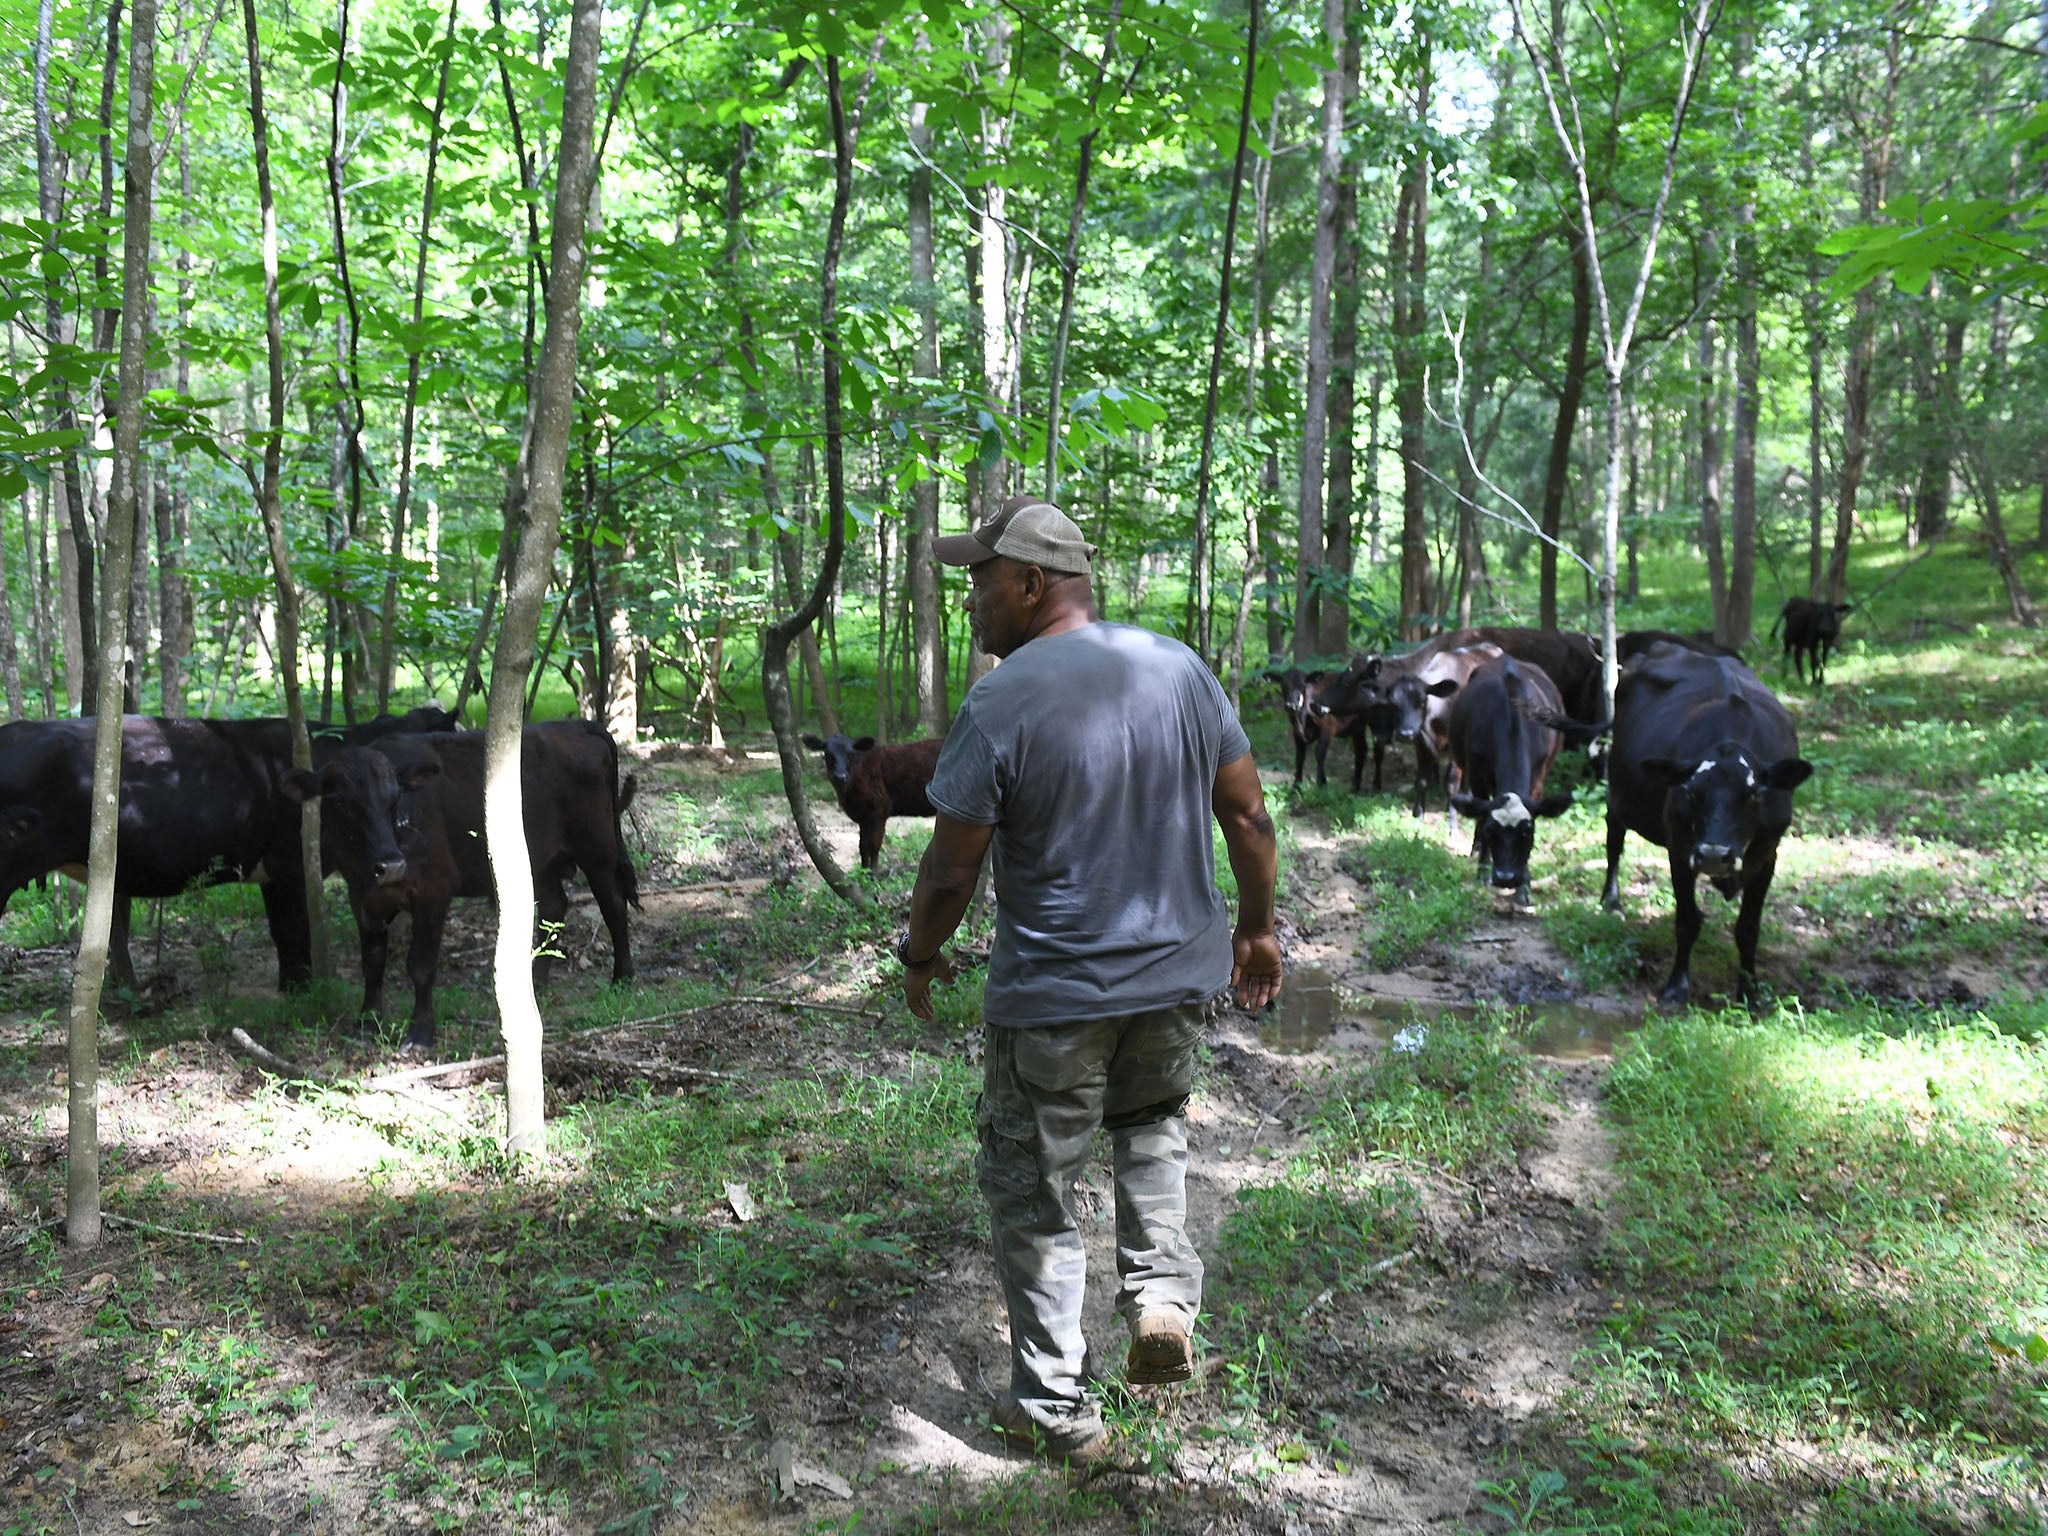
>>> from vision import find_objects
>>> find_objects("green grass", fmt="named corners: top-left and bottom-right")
top-left (1332, 799), bottom-right (1493, 968)
top-left (1513, 1004), bottom-right (2048, 1534)
top-left (1309, 1007), bottom-right (1555, 1178)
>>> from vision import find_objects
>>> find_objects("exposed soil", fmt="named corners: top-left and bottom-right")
top-left (0, 772), bottom-right (1884, 1533)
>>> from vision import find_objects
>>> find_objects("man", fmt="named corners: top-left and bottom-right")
top-left (899, 494), bottom-right (1282, 1465)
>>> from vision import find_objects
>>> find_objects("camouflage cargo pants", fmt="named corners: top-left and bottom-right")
top-left (976, 1001), bottom-right (1206, 1438)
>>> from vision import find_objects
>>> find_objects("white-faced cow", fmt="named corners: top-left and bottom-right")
top-left (302, 719), bottom-right (640, 1051)
top-left (1602, 642), bottom-right (1813, 1007)
top-left (1445, 656), bottom-right (1604, 904)
top-left (1770, 598), bottom-right (1852, 686)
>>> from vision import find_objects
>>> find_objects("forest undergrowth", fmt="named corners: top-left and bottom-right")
top-left (3, 564), bottom-right (2047, 1533)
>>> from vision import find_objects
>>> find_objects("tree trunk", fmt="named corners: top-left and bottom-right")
top-left (1230, 96), bottom-right (1279, 700)
top-left (763, 56), bottom-right (865, 906)
top-left (1318, 25), bottom-right (1360, 657)
top-left (25, 485), bottom-right (57, 718)
top-left (1293, 0), bottom-right (1345, 661)
top-left (1394, 56), bottom-right (1433, 641)
top-left (1825, 35), bottom-right (1899, 606)
top-left (35, 0), bottom-right (98, 709)
top-left (1044, 3), bottom-right (1121, 507)
top-left (1727, 56), bottom-right (1759, 650)
top-left (70, 0), bottom-right (154, 1249)
top-left (1189, 0), bottom-right (1258, 672)
top-left (1698, 296), bottom-right (1727, 627)
top-left (485, 0), bottom-right (602, 1161)
top-left (1911, 312), bottom-right (1965, 545)
top-left (380, 0), bottom-right (460, 710)
top-left (243, 0), bottom-right (328, 987)
top-left (977, 13), bottom-right (1014, 517)
top-left (1539, 222), bottom-right (1591, 630)
top-left (906, 92), bottom-right (947, 736)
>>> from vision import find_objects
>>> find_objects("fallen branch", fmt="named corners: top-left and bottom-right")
top-left (101, 1212), bottom-right (252, 1246)
top-left (227, 1027), bottom-right (319, 1082)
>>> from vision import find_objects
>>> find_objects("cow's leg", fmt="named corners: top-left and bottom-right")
top-left (259, 878), bottom-right (313, 990)
top-left (1814, 640), bottom-right (1830, 687)
top-left (583, 855), bottom-right (635, 984)
top-left (1601, 818), bottom-right (1628, 911)
top-left (1731, 845), bottom-right (1779, 1010)
top-left (859, 819), bottom-right (885, 871)
top-left (109, 895), bottom-right (137, 992)
top-left (1371, 739), bottom-right (1386, 793)
top-left (1291, 733), bottom-right (1309, 788)
top-left (1410, 742), bottom-right (1431, 817)
top-left (1313, 733), bottom-right (1330, 787)
top-left (354, 894), bottom-right (392, 1022)
top-left (1349, 733), bottom-right (1367, 794)
top-left (1659, 849), bottom-right (1702, 1007)
top-left (403, 902), bottom-right (448, 1052)
top-left (533, 869), bottom-right (571, 988)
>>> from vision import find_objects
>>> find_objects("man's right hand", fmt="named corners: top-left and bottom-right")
top-left (1229, 928), bottom-right (1283, 1012)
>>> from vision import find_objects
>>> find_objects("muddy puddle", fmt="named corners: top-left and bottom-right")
top-left (1261, 966), bottom-right (1644, 1061)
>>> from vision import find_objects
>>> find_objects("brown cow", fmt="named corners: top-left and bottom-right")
top-left (301, 719), bottom-right (640, 1051)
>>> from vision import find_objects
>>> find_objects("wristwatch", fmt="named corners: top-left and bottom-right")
top-left (894, 929), bottom-right (939, 967)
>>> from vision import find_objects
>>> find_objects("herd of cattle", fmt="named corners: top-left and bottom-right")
top-left (0, 709), bottom-right (637, 1050)
top-left (0, 599), bottom-right (1840, 1044)
top-left (1272, 612), bottom-right (1820, 1005)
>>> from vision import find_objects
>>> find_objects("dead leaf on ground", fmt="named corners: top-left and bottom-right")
top-left (724, 1181), bottom-right (756, 1223)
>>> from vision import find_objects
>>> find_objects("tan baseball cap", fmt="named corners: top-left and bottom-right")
top-left (934, 494), bottom-right (1097, 574)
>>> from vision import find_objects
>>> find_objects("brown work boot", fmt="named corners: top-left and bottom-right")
top-left (989, 1393), bottom-right (1111, 1466)
top-left (1125, 1312), bottom-right (1195, 1385)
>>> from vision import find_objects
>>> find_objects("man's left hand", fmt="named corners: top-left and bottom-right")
top-left (1230, 928), bottom-right (1283, 1012)
top-left (903, 951), bottom-right (957, 1022)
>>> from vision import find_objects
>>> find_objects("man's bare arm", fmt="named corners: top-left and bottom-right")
top-left (902, 813), bottom-right (995, 1021)
top-left (1212, 752), bottom-right (1282, 1011)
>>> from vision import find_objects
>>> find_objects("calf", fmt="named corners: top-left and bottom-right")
top-left (1602, 641), bottom-right (1813, 1006)
top-left (1270, 668), bottom-right (1332, 789)
top-left (1445, 657), bottom-right (1600, 904)
top-left (0, 709), bottom-right (456, 991)
top-left (1323, 642), bottom-right (1501, 815)
top-left (1771, 598), bottom-right (1852, 685)
top-left (802, 734), bottom-right (942, 870)
top-left (304, 719), bottom-right (640, 1051)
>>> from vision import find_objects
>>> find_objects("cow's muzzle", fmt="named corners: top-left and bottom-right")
top-left (1693, 843), bottom-right (1738, 878)
top-left (1490, 866), bottom-right (1523, 891)
top-left (372, 858), bottom-right (407, 887)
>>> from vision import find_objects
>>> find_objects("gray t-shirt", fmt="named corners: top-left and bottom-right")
top-left (926, 621), bottom-right (1252, 1027)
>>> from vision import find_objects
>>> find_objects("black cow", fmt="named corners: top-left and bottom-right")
top-left (1770, 598), bottom-right (1852, 685)
top-left (1602, 642), bottom-right (1813, 1006)
top-left (1615, 630), bottom-right (1745, 667)
top-left (1270, 668), bottom-right (1334, 789)
top-left (1445, 657), bottom-right (1600, 904)
top-left (802, 734), bottom-right (942, 869)
top-left (304, 719), bottom-right (640, 1051)
top-left (0, 710), bottom-right (456, 990)
top-left (1434, 626), bottom-right (1605, 724)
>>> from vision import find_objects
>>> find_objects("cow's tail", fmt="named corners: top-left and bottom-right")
top-left (1519, 698), bottom-right (1612, 748)
top-left (596, 722), bottom-right (644, 912)
top-left (1768, 606), bottom-right (1785, 640)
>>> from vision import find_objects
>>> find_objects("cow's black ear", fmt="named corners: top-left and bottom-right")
top-left (1306, 670), bottom-right (1325, 684)
top-left (281, 769), bottom-right (323, 803)
top-left (1640, 757), bottom-right (1692, 787)
top-left (852, 736), bottom-right (877, 752)
top-left (1426, 678), bottom-right (1460, 698)
top-left (1448, 791), bottom-right (1484, 815)
top-left (397, 759), bottom-right (443, 790)
top-left (1533, 792), bottom-right (1575, 817)
top-left (1765, 758), bottom-right (1814, 791)
top-left (801, 734), bottom-right (825, 750)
